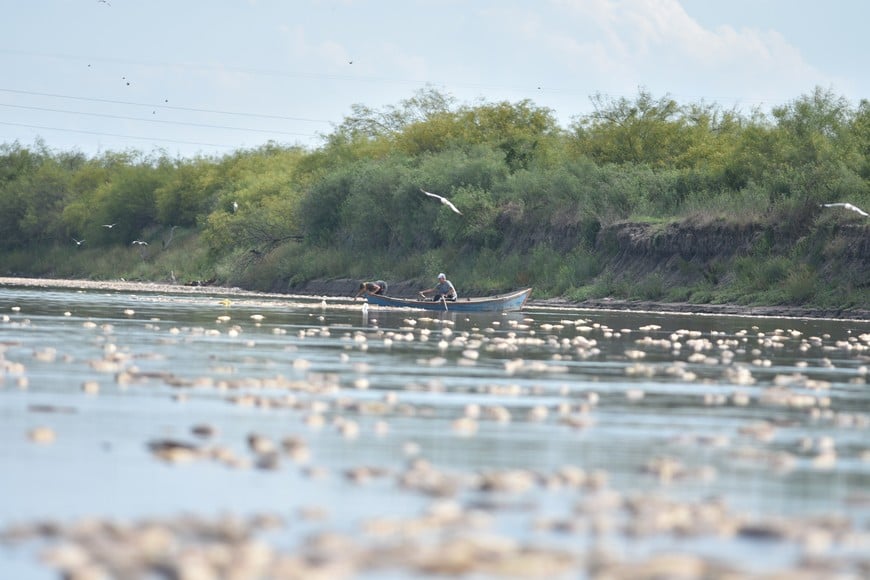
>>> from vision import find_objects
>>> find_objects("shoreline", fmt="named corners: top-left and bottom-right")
top-left (2, 276), bottom-right (868, 321)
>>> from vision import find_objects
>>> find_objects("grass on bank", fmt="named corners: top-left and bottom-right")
top-left (3, 216), bottom-right (867, 312)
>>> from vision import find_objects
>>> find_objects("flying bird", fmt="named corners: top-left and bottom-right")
top-left (102, 223), bottom-right (116, 228)
top-left (132, 240), bottom-right (149, 246)
top-left (420, 188), bottom-right (462, 215)
top-left (821, 202), bottom-right (869, 217)
top-left (72, 237), bottom-right (85, 246)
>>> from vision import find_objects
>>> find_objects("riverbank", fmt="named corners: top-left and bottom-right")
top-left (2, 276), bottom-right (868, 321)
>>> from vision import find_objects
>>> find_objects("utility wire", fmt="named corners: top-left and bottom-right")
top-left (0, 103), bottom-right (319, 137)
top-left (0, 49), bottom-right (793, 106)
top-left (0, 87), bottom-right (333, 124)
top-left (0, 121), bottom-right (256, 149)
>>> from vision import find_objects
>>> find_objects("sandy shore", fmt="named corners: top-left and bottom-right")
top-left (2, 276), bottom-right (868, 321)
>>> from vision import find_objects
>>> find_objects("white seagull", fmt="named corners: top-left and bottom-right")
top-left (132, 240), bottom-right (149, 246)
top-left (420, 188), bottom-right (462, 215)
top-left (72, 237), bottom-right (85, 246)
top-left (102, 223), bottom-right (116, 228)
top-left (821, 202), bottom-right (869, 217)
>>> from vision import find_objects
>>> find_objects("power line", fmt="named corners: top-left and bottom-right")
top-left (0, 120), bottom-right (261, 149)
top-left (0, 87), bottom-right (334, 124)
top-left (0, 48), bottom-right (800, 108)
top-left (0, 48), bottom-right (487, 93)
top-left (0, 102), bottom-right (320, 137)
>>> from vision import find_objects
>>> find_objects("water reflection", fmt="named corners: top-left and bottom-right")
top-left (1, 283), bottom-right (868, 578)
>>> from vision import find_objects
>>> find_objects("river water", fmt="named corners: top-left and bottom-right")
top-left (1, 282), bottom-right (868, 578)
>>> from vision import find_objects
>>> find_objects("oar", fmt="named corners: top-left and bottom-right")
top-left (441, 295), bottom-right (448, 312)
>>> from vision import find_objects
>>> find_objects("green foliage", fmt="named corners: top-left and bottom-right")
top-left (155, 160), bottom-right (220, 226)
top-left (1, 86), bottom-right (868, 310)
top-left (417, 145), bottom-right (510, 193)
top-left (573, 89), bottom-right (682, 166)
top-left (0, 143), bottom-right (50, 248)
top-left (435, 184), bottom-right (499, 248)
top-left (333, 86), bottom-right (457, 141)
top-left (453, 100), bottom-right (563, 171)
top-left (298, 166), bottom-right (355, 245)
top-left (782, 264), bottom-right (819, 303)
top-left (201, 147), bottom-right (306, 255)
top-left (734, 255), bottom-right (791, 292)
top-left (635, 273), bottom-right (666, 301)
top-left (89, 161), bottom-right (164, 243)
top-left (338, 158), bottom-right (409, 249)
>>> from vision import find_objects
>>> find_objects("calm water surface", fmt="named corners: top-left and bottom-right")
top-left (1, 283), bottom-right (868, 578)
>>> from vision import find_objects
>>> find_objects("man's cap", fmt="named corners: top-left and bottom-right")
top-left (438, 273), bottom-right (446, 279)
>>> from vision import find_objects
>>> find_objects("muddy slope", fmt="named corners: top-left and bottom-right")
top-left (287, 220), bottom-right (869, 319)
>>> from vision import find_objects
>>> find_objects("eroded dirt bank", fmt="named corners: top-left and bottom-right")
top-left (2, 219), bottom-right (868, 321)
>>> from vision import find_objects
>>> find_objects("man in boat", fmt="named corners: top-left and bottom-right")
top-left (355, 280), bottom-right (388, 298)
top-left (420, 273), bottom-right (457, 302)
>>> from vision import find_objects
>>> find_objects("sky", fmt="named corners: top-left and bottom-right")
top-left (2, 0), bottom-right (867, 159)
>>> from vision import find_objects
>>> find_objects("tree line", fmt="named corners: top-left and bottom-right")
top-left (1, 86), bottom-right (867, 305)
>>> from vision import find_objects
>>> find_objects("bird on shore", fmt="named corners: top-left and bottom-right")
top-left (821, 203), bottom-right (869, 217)
top-left (72, 237), bottom-right (85, 246)
top-left (421, 188), bottom-right (462, 215)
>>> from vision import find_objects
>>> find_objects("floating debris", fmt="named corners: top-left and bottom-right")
top-left (28, 426), bottom-right (55, 443)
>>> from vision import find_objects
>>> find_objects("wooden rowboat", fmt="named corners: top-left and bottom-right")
top-left (364, 288), bottom-right (532, 312)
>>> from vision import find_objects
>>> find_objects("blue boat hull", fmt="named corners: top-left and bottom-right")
top-left (364, 288), bottom-right (532, 312)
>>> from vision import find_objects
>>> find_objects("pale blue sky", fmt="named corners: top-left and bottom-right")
top-left (2, 0), bottom-right (867, 158)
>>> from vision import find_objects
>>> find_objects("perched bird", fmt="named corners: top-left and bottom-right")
top-left (72, 237), bottom-right (85, 246)
top-left (132, 240), bottom-right (148, 246)
top-left (232, 201), bottom-right (239, 213)
top-left (821, 202), bottom-right (869, 217)
top-left (421, 188), bottom-right (462, 215)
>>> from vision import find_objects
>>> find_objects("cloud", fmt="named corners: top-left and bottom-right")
top-left (531, 0), bottom-right (824, 102)
top-left (277, 24), bottom-right (352, 68)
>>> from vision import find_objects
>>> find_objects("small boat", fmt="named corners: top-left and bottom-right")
top-left (364, 288), bottom-right (532, 312)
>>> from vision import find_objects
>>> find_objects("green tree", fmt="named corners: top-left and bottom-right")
top-left (573, 88), bottom-right (682, 166)
top-left (0, 143), bottom-right (43, 249)
top-left (202, 146), bottom-right (306, 255)
top-left (90, 158), bottom-right (169, 244)
top-left (334, 86), bottom-right (456, 139)
top-left (17, 156), bottom-right (71, 244)
top-left (298, 166), bottom-right (355, 245)
top-left (852, 99), bottom-right (870, 180)
top-left (454, 100), bottom-right (562, 171)
top-left (155, 159), bottom-right (219, 227)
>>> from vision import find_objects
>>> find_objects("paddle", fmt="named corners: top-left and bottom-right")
top-left (441, 295), bottom-right (448, 312)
